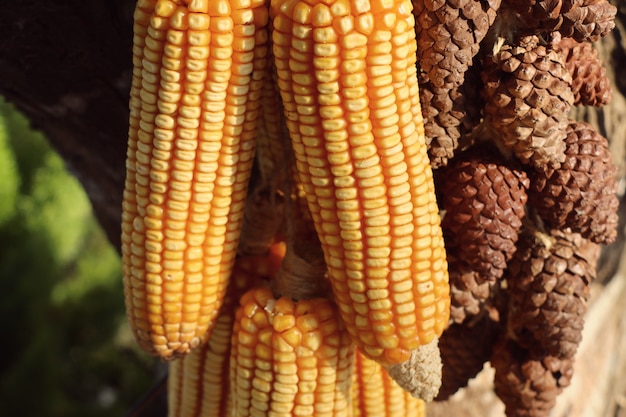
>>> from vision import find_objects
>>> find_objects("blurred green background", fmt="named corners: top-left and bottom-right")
top-left (0, 98), bottom-right (158, 417)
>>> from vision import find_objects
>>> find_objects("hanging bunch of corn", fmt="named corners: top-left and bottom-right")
top-left (122, 0), bottom-right (621, 414)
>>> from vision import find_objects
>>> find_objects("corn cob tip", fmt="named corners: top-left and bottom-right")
top-left (385, 338), bottom-right (443, 402)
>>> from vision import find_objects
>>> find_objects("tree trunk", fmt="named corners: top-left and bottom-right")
top-left (0, 0), bottom-right (136, 248)
top-left (1, 1), bottom-right (625, 416)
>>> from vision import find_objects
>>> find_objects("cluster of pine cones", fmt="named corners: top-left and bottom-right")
top-left (414, 0), bottom-right (620, 415)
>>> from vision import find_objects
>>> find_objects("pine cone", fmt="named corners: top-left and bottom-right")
top-left (448, 256), bottom-right (502, 324)
top-left (506, 230), bottom-right (598, 360)
top-left (492, 337), bottom-right (574, 417)
top-left (505, 0), bottom-right (616, 43)
top-left (413, 0), bottom-right (501, 88)
top-left (558, 0), bottom-right (616, 43)
top-left (420, 83), bottom-right (477, 167)
top-left (482, 35), bottom-right (574, 170)
top-left (528, 121), bottom-right (619, 244)
top-left (557, 37), bottom-right (612, 107)
top-left (413, 0), bottom-right (500, 167)
top-left (437, 146), bottom-right (529, 281)
top-left (437, 314), bottom-right (501, 400)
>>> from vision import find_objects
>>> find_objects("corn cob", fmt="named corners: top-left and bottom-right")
top-left (231, 180), bottom-right (356, 416)
top-left (122, 0), bottom-right (269, 359)
top-left (167, 245), bottom-right (285, 417)
top-left (271, 0), bottom-right (449, 378)
top-left (230, 286), bottom-right (354, 416)
top-left (167, 290), bottom-right (234, 417)
top-left (352, 349), bottom-right (426, 417)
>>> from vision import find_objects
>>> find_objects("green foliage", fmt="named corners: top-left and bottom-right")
top-left (0, 109), bottom-right (19, 225)
top-left (0, 98), bottom-right (49, 192)
top-left (0, 99), bottom-right (156, 417)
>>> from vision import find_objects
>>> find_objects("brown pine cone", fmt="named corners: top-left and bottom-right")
top-left (504, 0), bottom-right (616, 43)
top-left (482, 35), bottom-right (574, 170)
top-left (436, 314), bottom-right (501, 400)
top-left (413, 0), bottom-right (501, 88)
top-left (506, 230), bottom-right (598, 360)
top-left (528, 121), bottom-right (619, 244)
top-left (437, 147), bottom-right (529, 281)
top-left (448, 256), bottom-right (502, 324)
top-left (492, 337), bottom-right (574, 417)
top-left (423, 61), bottom-right (486, 168)
top-left (420, 83), bottom-right (475, 168)
top-left (557, 37), bottom-right (612, 107)
top-left (413, 0), bottom-right (500, 167)
top-left (561, 0), bottom-right (617, 42)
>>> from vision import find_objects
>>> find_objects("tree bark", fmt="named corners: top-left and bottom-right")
top-left (0, 0), bottom-right (136, 248)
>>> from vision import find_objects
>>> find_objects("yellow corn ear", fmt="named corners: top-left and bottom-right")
top-left (351, 349), bottom-right (426, 417)
top-left (167, 247), bottom-right (285, 417)
top-left (271, 0), bottom-right (450, 366)
top-left (122, 0), bottom-right (269, 359)
top-left (230, 287), bottom-right (355, 417)
top-left (167, 305), bottom-right (233, 417)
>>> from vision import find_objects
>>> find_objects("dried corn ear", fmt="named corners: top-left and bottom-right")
top-left (122, 0), bottom-right (269, 359)
top-left (167, 287), bottom-right (235, 417)
top-left (167, 245), bottom-right (285, 417)
top-left (230, 287), bottom-right (354, 417)
top-left (271, 0), bottom-right (450, 373)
